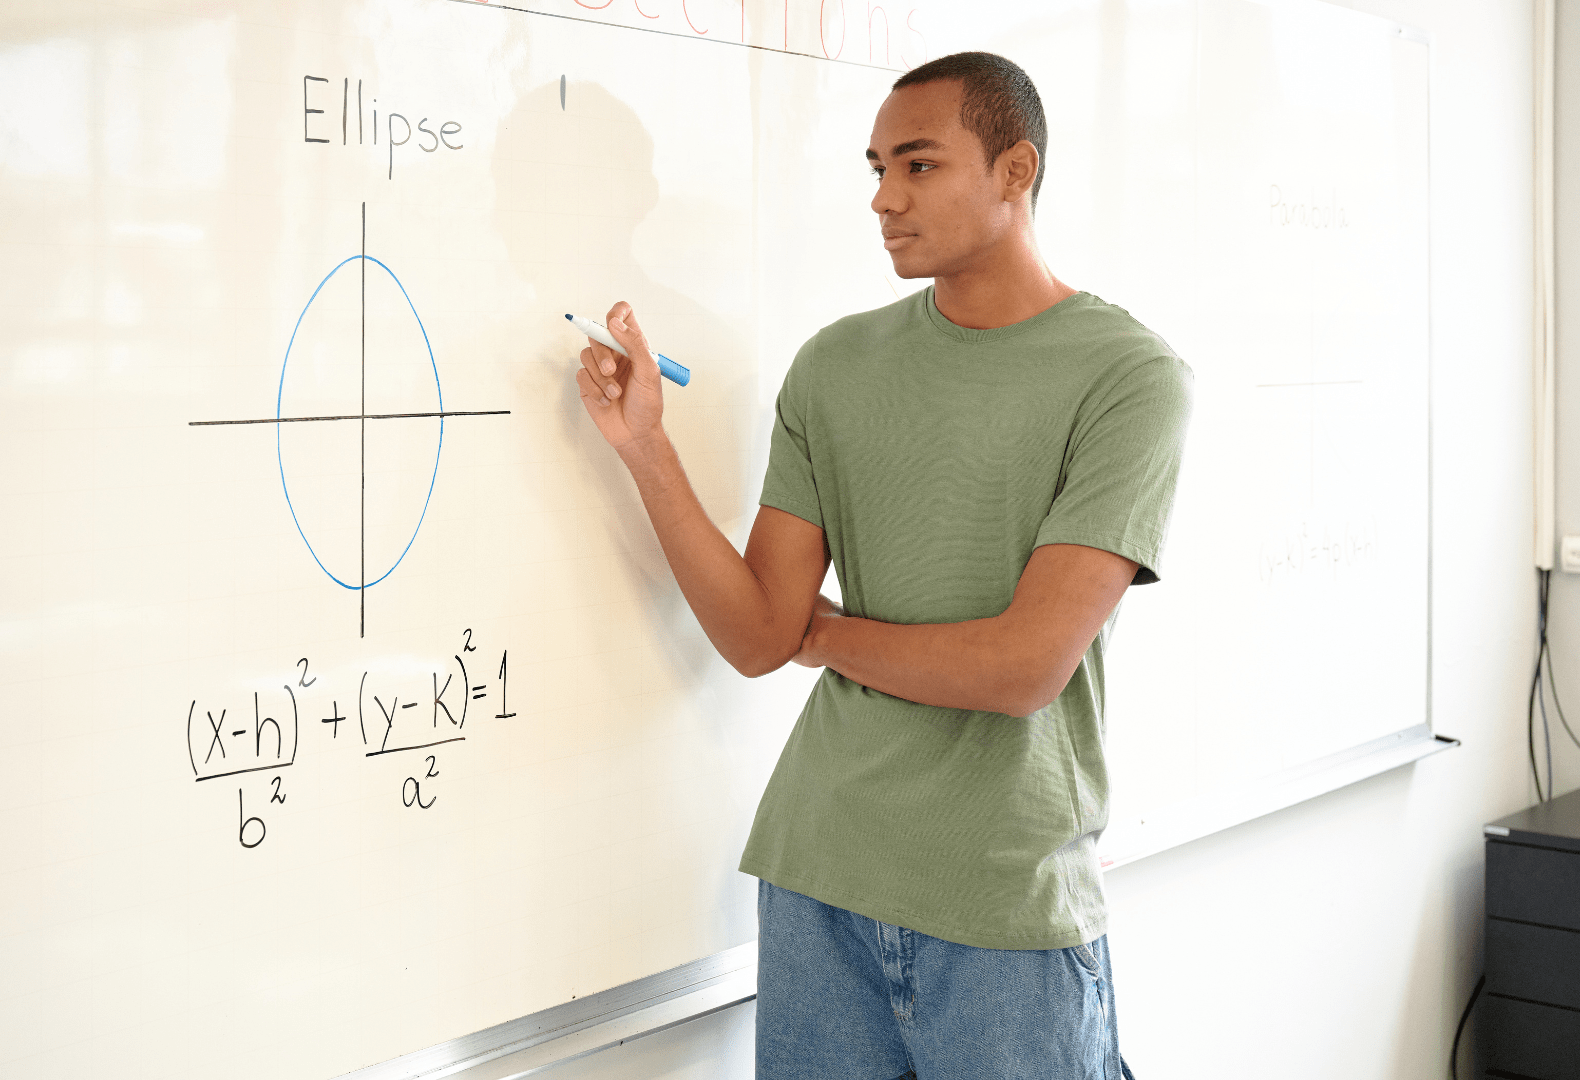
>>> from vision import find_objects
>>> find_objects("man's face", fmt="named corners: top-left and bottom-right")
top-left (867, 80), bottom-right (1010, 280)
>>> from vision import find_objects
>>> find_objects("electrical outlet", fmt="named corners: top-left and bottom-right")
top-left (1562, 535), bottom-right (1580, 573)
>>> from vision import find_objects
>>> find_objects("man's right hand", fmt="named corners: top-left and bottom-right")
top-left (574, 300), bottom-right (666, 458)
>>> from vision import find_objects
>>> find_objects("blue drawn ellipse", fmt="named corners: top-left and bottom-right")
top-left (276, 255), bottom-right (443, 591)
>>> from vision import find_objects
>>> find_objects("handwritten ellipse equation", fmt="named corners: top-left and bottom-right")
top-left (185, 629), bottom-right (517, 848)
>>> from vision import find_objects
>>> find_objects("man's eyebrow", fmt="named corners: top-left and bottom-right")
top-left (865, 138), bottom-right (945, 161)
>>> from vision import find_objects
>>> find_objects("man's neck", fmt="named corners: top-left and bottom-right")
top-left (931, 242), bottom-right (1076, 330)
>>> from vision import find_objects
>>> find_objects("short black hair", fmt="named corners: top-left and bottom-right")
top-left (891, 52), bottom-right (1048, 207)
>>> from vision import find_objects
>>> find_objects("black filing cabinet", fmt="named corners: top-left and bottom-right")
top-left (1481, 786), bottom-right (1580, 1079)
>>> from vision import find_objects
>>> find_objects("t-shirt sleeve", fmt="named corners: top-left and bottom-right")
top-left (758, 335), bottom-right (824, 529)
top-left (1033, 354), bottom-right (1194, 584)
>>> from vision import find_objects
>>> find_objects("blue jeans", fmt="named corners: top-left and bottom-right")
top-left (756, 880), bottom-right (1137, 1080)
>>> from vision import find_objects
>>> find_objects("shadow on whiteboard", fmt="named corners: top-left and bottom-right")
top-left (494, 76), bottom-right (754, 677)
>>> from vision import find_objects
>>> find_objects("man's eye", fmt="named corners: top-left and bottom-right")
top-left (910, 161), bottom-right (935, 173)
top-left (870, 166), bottom-right (884, 179)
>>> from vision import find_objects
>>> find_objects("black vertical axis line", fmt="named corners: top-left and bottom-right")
top-left (360, 201), bottom-right (367, 639)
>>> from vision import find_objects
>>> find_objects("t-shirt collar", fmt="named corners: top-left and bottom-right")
top-left (923, 285), bottom-right (1089, 343)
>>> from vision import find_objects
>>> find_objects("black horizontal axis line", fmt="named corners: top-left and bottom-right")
top-left (190, 409), bottom-right (511, 427)
top-left (365, 736), bottom-right (466, 758)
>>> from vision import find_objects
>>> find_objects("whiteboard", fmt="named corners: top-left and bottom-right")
top-left (1103, 0), bottom-right (1430, 866)
top-left (0, 0), bottom-right (1434, 1076)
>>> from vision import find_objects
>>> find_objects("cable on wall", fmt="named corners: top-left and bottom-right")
top-left (1448, 973), bottom-right (1484, 1080)
top-left (1529, 568), bottom-right (1580, 802)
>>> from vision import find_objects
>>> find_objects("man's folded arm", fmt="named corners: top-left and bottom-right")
top-left (804, 542), bottom-right (1138, 716)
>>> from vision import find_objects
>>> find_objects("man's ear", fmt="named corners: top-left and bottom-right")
top-left (1001, 139), bottom-right (1040, 204)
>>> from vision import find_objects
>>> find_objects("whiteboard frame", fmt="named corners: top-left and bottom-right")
top-left (1096, 725), bottom-right (1457, 870)
top-left (335, 943), bottom-right (758, 1080)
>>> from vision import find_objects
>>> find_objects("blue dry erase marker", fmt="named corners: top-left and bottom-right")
top-left (566, 313), bottom-right (691, 387)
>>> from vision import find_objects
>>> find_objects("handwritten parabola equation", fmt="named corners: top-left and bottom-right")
top-left (184, 629), bottom-right (515, 847)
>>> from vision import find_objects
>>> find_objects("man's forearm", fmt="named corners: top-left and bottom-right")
top-left (618, 434), bottom-right (786, 676)
top-left (808, 611), bottom-right (1045, 717)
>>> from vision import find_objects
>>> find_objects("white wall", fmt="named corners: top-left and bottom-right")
top-left (540, 1), bottom-right (1551, 1077)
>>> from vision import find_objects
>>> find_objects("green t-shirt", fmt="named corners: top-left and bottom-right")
top-left (738, 286), bottom-right (1193, 950)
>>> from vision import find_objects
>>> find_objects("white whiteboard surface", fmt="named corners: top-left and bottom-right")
top-left (1103, 0), bottom-right (1432, 867)
top-left (0, 0), bottom-right (1434, 1076)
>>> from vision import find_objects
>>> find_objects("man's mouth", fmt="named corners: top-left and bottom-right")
top-left (882, 231), bottom-right (916, 250)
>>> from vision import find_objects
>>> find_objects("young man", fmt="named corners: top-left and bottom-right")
top-left (574, 51), bottom-right (1190, 1080)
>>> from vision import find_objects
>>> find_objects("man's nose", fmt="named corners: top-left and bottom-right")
top-left (872, 173), bottom-right (905, 216)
